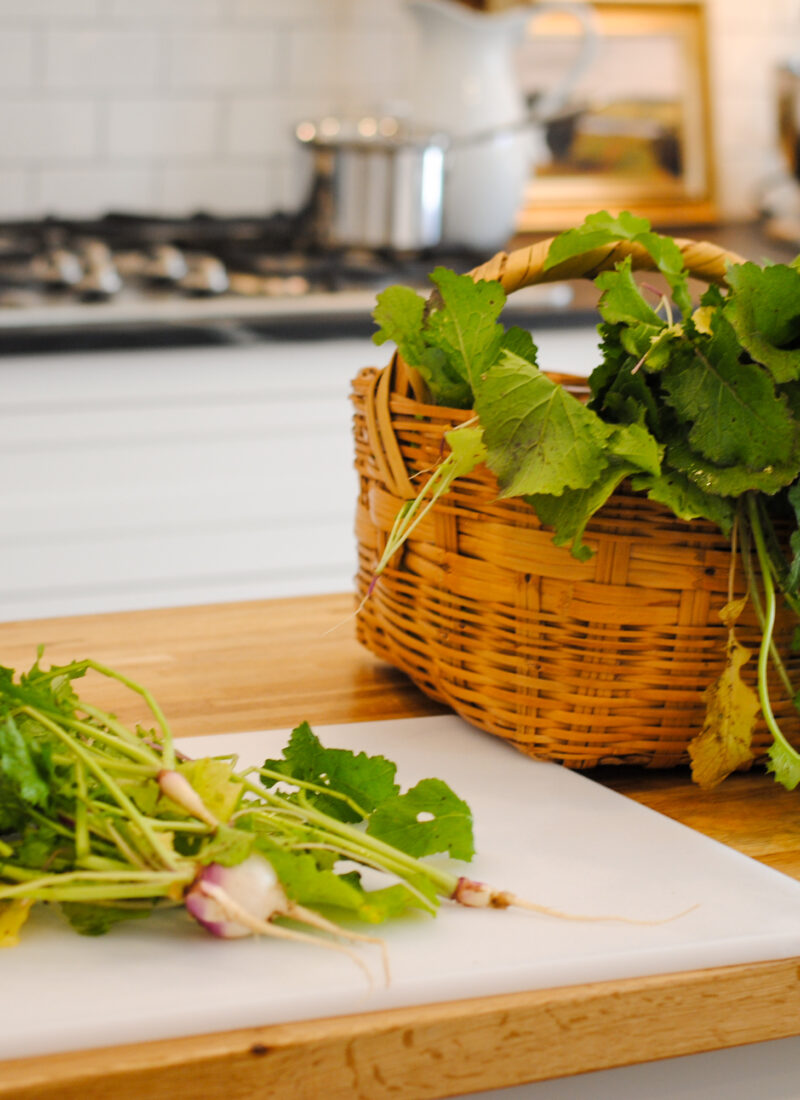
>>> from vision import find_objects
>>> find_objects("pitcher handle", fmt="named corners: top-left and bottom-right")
top-left (527, 0), bottom-right (599, 120)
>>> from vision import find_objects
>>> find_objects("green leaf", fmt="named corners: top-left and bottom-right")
top-left (475, 350), bottom-right (613, 498)
top-left (501, 325), bottom-right (539, 364)
top-left (526, 422), bottom-right (662, 560)
top-left (0, 715), bottom-right (50, 809)
top-left (667, 440), bottom-right (800, 498)
top-left (443, 423), bottom-right (487, 474)
top-left (596, 257), bottom-right (665, 330)
top-left (606, 420), bottom-right (663, 476)
top-left (527, 462), bottom-right (637, 562)
top-left (545, 210), bottom-right (655, 267)
top-left (425, 268), bottom-right (506, 395)
top-left (366, 777), bottom-right (474, 861)
top-left (196, 824), bottom-right (254, 867)
top-left (544, 210), bottom-right (692, 316)
top-left (723, 262), bottom-right (800, 383)
top-left (372, 284), bottom-right (427, 362)
top-left (660, 313), bottom-right (797, 469)
top-left (261, 722), bottom-right (399, 823)
top-left (371, 270), bottom-right (506, 408)
top-left (175, 758), bottom-right (243, 824)
top-left (372, 284), bottom-right (472, 408)
top-left (630, 469), bottom-right (735, 534)
top-left (590, 324), bottom-right (663, 434)
top-left (255, 842), bottom-right (436, 922)
top-left (59, 902), bottom-right (154, 937)
top-left (664, 437), bottom-right (800, 499)
top-left (766, 739), bottom-right (800, 791)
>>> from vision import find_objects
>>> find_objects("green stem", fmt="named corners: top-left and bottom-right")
top-left (83, 659), bottom-right (176, 770)
top-left (239, 778), bottom-right (458, 898)
top-left (740, 511), bottom-right (798, 703)
top-left (746, 495), bottom-right (800, 766)
top-left (250, 767), bottom-right (370, 820)
top-left (0, 868), bottom-right (190, 902)
top-left (59, 714), bottom-right (161, 769)
top-left (79, 701), bottom-right (164, 761)
top-left (0, 883), bottom-right (185, 903)
top-left (19, 705), bottom-right (180, 872)
top-left (74, 760), bottom-right (89, 860)
top-left (374, 451), bottom-right (461, 577)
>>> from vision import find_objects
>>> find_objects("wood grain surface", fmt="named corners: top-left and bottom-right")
top-left (1, 593), bottom-right (800, 1099)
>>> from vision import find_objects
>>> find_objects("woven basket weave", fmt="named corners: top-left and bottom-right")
top-left (352, 236), bottom-right (800, 769)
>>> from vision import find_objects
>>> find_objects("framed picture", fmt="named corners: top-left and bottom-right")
top-left (509, 1), bottom-right (717, 231)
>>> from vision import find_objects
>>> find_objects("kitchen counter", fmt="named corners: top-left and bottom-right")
top-left (2, 593), bottom-right (800, 1099)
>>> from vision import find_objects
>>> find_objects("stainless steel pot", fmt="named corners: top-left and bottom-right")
top-left (296, 117), bottom-right (448, 253)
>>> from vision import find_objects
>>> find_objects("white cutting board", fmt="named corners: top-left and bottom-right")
top-left (4, 714), bottom-right (800, 1061)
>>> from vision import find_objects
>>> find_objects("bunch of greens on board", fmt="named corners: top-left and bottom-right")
top-left (0, 652), bottom-right (563, 967)
top-left (371, 210), bottom-right (800, 791)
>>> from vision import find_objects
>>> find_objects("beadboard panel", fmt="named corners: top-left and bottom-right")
top-left (0, 327), bottom-right (599, 622)
top-left (0, 337), bottom-right (379, 621)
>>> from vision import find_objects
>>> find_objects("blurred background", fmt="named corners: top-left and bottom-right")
top-left (2, 0), bottom-right (800, 624)
top-left (0, 0), bottom-right (795, 225)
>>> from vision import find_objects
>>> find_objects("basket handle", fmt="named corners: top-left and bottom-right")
top-left (468, 235), bottom-right (745, 294)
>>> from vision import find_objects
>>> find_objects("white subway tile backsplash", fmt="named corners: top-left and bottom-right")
top-left (0, 30), bottom-right (36, 88)
top-left (0, 100), bottom-right (96, 160)
top-left (108, 0), bottom-right (222, 21)
top-left (287, 28), bottom-right (409, 98)
top-left (0, 168), bottom-right (36, 218)
top-left (107, 100), bottom-right (220, 159)
top-left (167, 29), bottom-right (281, 91)
top-left (37, 165), bottom-right (157, 216)
top-left (159, 163), bottom-right (274, 214)
top-left (0, 0), bottom-right (790, 223)
top-left (0, 0), bottom-right (100, 19)
top-left (44, 30), bottom-right (161, 90)
top-left (232, 0), bottom-right (335, 22)
top-left (226, 96), bottom-right (303, 158)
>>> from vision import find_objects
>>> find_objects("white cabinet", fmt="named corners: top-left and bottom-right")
top-left (0, 326), bottom-right (600, 622)
top-left (0, 337), bottom-right (381, 621)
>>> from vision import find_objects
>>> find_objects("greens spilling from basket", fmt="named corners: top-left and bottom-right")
top-left (370, 210), bottom-right (800, 791)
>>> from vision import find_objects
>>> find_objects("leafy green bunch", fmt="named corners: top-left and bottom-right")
top-left (371, 211), bottom-right (800, 790)
top-left (0, 654), bottom-right (475, 944)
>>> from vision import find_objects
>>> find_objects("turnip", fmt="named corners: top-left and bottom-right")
top-left (0, 655), bottom-right (688, 969)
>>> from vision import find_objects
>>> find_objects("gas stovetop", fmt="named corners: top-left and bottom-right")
top-left (0, 212), bottom-right (573, 350)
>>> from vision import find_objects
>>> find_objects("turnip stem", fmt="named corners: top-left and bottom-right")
top-left (746, 495), bottom-right (800, 767)
top-left (251, 766), bottom-right (370, 820)
top-left (19, 705), bottom-right (180, 872)
top-left (238, 777), bottom-right (458, 898)
top-left (74, 760), bottom-right (89, 860)
top-left (83, 659), bottom-right (176, 771)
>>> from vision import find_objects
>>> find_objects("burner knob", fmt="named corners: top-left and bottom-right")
top-left (32, 248), bottom-right (83, 289)
top-left (76, 240), bottom-right (123, 299)
top-left (144, 244), bottom-right (188, 283)
top-left (180, 255), bottom-right (229, 295)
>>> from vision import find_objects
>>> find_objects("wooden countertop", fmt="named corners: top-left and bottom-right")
top-left (2, 593), bottom-right (800, 1099)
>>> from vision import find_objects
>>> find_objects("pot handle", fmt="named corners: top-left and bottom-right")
top-left (526, 1), bottom-right (600, 120)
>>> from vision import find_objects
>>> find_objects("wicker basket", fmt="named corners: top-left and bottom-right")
top-left (352, 236), bottom-right (800, 769)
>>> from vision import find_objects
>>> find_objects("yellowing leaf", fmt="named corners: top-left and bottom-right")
top-left (688, 636), bottom-right (759, 788)
top-left (719, 596), bottom-right (748, 628)
top-left (0, 899), bottom-right (33, 947)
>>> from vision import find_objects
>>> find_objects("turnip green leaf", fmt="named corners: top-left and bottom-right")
top-left (367, 777), bottom-right (474, 861)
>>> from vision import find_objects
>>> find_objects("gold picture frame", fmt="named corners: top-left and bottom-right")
top-left (511, 0), bottom-right (717, 232)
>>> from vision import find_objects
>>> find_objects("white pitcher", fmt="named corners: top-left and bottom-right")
top-left (405, 0), bottom-right (598, 252)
